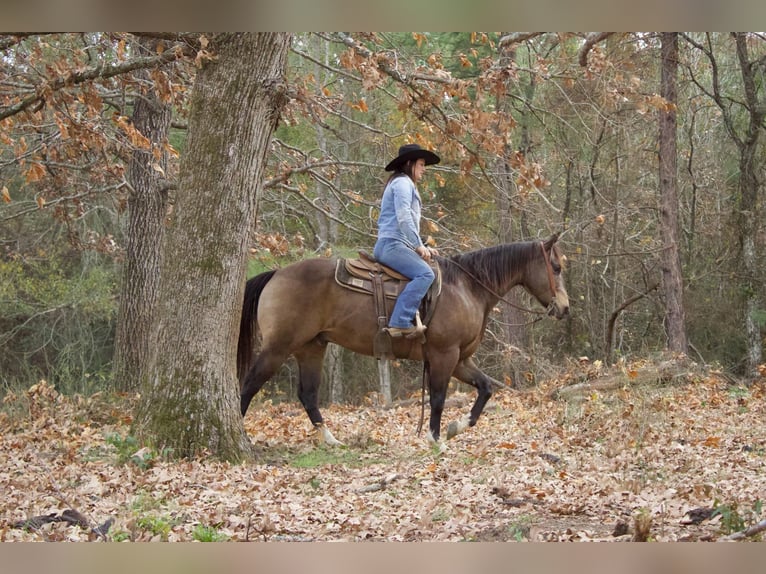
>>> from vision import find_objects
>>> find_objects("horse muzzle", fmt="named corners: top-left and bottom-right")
top-left (547, 294), bottom-right (570, 319)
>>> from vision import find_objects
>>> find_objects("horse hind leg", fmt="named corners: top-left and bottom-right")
top-left (295, 340), bottom-right (344, 446)
top-left (240, 347), bottom-right (290, 416)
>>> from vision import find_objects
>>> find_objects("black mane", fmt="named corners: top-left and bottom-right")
top-left (439, 241), bottom-right (539, 290)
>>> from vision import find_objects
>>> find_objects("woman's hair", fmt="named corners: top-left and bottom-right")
top-left (386, 160), bottom-right (414, 184)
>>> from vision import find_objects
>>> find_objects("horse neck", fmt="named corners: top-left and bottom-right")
top-left (496, 243), bottom-right (531, 294)
top-left (451, 242), bottom-right (532, 301)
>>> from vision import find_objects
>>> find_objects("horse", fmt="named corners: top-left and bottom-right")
top-left (237, 234), bottom-right (569, 446)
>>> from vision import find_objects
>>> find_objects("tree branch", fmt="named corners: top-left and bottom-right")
top-left (720, 518), bottom-right (766, 541)
top-left (0, 47), bottom-right (185, 122)
top-left (0, 33), bottom-right (49, 51)
top-left (262, 159), bottom-right (378, 190)
top-left (605, 282), bottom-right (659, 363)
top-left (578, 32), bottom-right (614, 67)
top-left (499, 32), bottom-right (547, 47)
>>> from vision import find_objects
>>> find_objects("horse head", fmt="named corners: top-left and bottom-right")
top-left (530, 234), bottom-right (570, 319)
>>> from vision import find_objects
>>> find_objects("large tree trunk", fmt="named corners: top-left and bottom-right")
top-left (134, 33), bottom-right (291, 461)
top-left (113, 37), bottom-right (172, 392)
top-left (311, 38), bottom-right (345, 402)
top-left (733, 33), bottom-right (764, 380)
top-left (658, 32), bottom-right (688, 354)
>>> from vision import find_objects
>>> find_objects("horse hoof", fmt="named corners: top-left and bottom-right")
top-left (446, 415), bottom-right (470, 440)
top-left (316, 424), bottom-right (345, 447)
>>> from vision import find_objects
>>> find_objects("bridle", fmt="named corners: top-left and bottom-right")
top-left (540, 241), bottom-right (558, 301)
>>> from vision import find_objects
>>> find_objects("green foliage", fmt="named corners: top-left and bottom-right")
top-left (3, 31), bottom-right (766, 402)
top-left (507, 514), bottom-right (534, 541)
top-left (752, 308), bottom-right (766, 329)
top-left (289, 446), bottom-right (371, 468)
top-left (713, 499), bottom-right (763, 536)
top-left (110, 529), bottom-right (132, 542)
top-left (192, 524), bottom-right (230, 542)
top-left (104, 433), bottom-right (171, 470)
top-left (127, 489), bottom-right (181, 541)
top-left (135, 515), bottom-right (174, 541)
top-left (0, 254), bottom-right (117, 394)
top-left (104, 433), bottom-right (142, 465)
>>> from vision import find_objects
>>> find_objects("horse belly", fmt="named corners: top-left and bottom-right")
top-left (259, 270), bottom-right (378, 353)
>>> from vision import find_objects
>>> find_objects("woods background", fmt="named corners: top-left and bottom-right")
top-left (2, 32), bottom-right (765, 431)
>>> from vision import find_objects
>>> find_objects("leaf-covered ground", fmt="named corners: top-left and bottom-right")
top-left (2, 358), bottom-right (765, 542)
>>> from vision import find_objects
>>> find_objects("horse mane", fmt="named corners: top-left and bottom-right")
top-left (439, 241), bottom-right (538, 290)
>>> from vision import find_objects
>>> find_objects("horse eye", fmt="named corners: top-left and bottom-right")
top-left (552, 262), bottom-right (562, 275)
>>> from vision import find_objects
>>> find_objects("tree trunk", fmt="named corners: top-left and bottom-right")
top-left (134, 33), bottom-right (291, 461)
top-left (326, 343), bottom-right (344, 404)
top-left (733, 33), bottom-right (764, 380)
top-left (658, 32), bottom-right (688, 354)
top-left (495, 39), bottom-right (527, 354)
top-left (113, 37), bottom-right (172, 392)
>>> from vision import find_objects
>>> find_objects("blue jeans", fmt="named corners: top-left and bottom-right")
top-left (373, 237), bottom-right (435, 328)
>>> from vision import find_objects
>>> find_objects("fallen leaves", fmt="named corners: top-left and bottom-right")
top-left (2, 367), bottom-right (766, 542)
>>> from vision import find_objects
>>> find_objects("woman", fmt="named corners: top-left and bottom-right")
top-left (373, 143), bottom-right (440, 338)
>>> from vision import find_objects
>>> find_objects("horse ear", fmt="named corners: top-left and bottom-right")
top-left (544, 233), bottom-right (559, 249)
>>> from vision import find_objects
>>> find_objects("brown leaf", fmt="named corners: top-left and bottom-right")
top-left (25, 162), bottom-right (46, 183)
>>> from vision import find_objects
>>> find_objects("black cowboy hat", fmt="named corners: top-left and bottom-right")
top-left (385, 143), bottom-right (441, 172)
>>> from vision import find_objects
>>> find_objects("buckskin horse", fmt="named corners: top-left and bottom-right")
top-left (237, 234), bottom-right (569, 446)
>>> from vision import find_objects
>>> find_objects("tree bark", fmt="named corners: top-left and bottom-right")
top-left (134, 33), bottom-right (291, 461)
top-left (495, 38), bottom-right (528, 352)
top-left (658, 32), bottom-right (688, 354)
top-left (326, 343), bottom-right (344, 404)
top-left (732, 33), bottom-right (764, 380)
top-left (113, 37), bottom-right (172, 392)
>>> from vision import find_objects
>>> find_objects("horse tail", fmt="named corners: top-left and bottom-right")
top-left (237, 270), bottom-right (277, 382)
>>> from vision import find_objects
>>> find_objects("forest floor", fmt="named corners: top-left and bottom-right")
top-left (1, 356), bottom-right (765, 542)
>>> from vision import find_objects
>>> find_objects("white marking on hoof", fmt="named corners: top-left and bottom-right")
top-left (427, 431), bottom-right (447, 454)
top-left (446, 414), bottom-right (471, 440)
top-left (316, 424), bottom-right (345, 446)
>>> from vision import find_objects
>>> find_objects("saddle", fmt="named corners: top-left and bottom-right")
top-left (335, 251), bottom-right (442, 356)
top-left (335, 251), bottom-right (408, 299)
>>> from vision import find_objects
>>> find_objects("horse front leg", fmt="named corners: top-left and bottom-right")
top-left (294, 341), bottom-right (344, 446)
top-left (446, 357), bottom-right (498, 440)
top-left (426, 350), bottom-right (460, 446)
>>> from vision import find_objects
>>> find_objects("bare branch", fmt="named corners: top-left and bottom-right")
top-left (262, 159), bottom-right (377, 189)
top-left (606, 282), bottom-right (659, 363)
top-left (499, 32), bottom-right (547, 47)
top-left (720, 518), bottom-right (766, 541)
top-left (578, 32), bottom-right (614, 67)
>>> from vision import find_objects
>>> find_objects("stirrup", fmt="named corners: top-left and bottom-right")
top-left (384, 325), bottom-right (425, 338)
top-left (384, 312), bottom-right (427, 340)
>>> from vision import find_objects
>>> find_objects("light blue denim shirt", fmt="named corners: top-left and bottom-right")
top-left (376, 174), bottom-right (423, 250)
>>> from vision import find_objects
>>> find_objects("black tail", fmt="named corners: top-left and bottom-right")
top-left (237, 270), bottom-right (277, 382)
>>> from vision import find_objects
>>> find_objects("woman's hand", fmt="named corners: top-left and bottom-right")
top-left (416, 245), bottom-right (438, 261)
